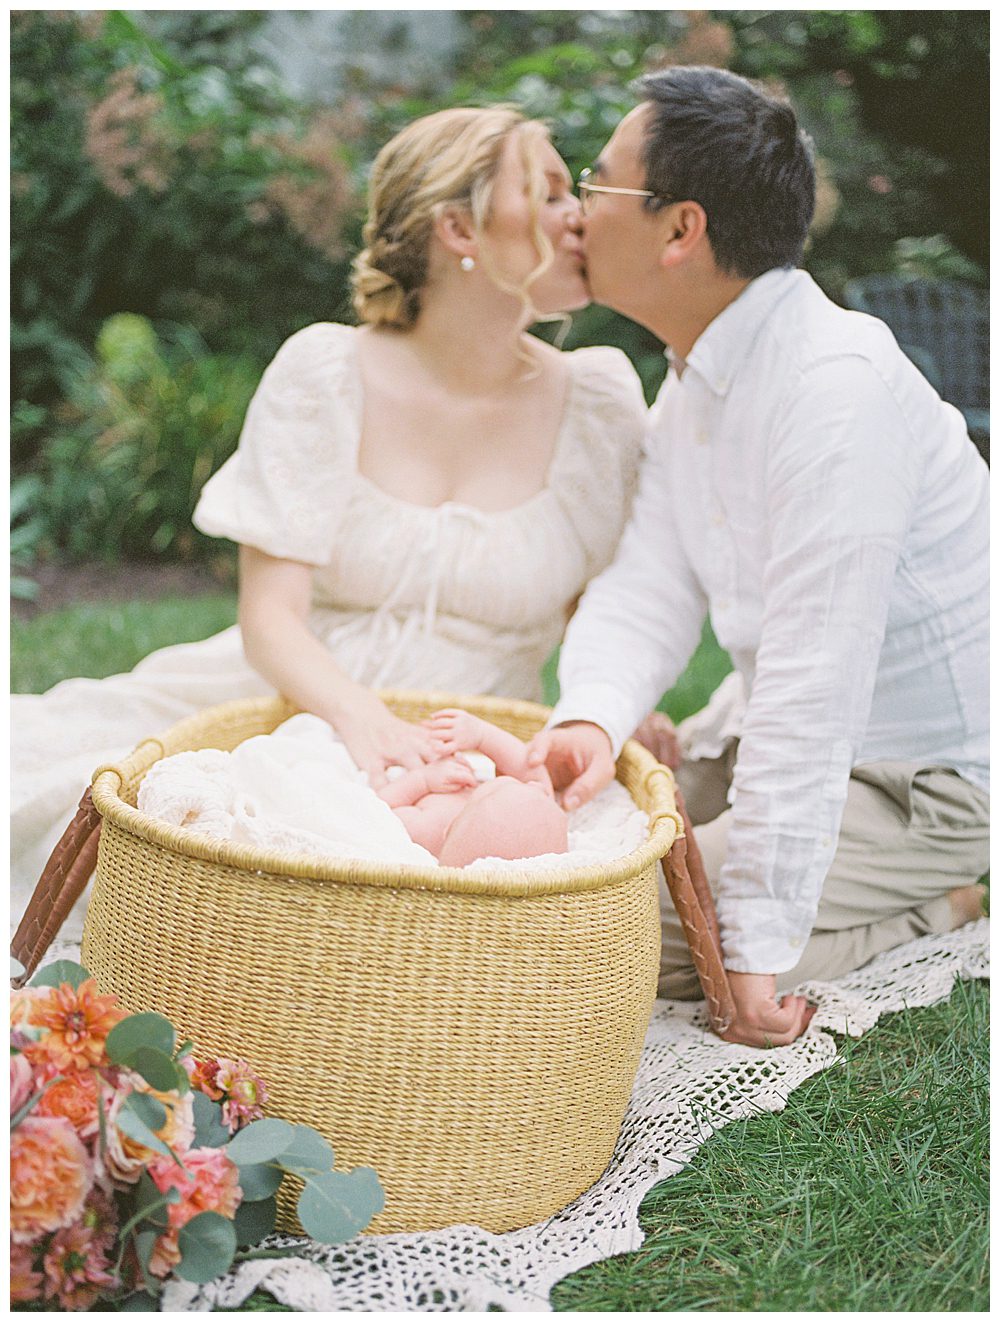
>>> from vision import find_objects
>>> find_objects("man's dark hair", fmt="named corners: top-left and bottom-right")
top-left (633, 66), bottom-right (816, 279)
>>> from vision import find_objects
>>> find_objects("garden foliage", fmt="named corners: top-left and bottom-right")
top-left (11, 9), bottom-right (987, 572)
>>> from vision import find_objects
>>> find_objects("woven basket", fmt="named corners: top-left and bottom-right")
top-left (77, 690), bottom-right (680, 1235)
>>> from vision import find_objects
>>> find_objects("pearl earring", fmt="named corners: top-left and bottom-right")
top-left (460, 256), bottom-right (475, 272)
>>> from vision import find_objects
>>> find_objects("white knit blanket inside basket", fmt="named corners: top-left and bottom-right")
top-left (29, 918), bottom-right (981, 1313)
top-left (136, 712), bottom-right (649, 871)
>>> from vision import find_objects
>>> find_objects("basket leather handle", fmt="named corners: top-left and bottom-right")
top-left (662, 787), bottom-right (736, 1035)
top-left (10, 788), bottom-right (102, 988)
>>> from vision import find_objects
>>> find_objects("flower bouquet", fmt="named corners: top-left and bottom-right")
top-left (10, 958), bottom-right (384, 1310)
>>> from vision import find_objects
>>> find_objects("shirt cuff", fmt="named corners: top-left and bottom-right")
top-left (718, 896), bottom-right (812, 976)
top-left (547, 683), bottom-right (642, 759)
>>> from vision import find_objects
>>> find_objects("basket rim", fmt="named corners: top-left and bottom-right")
top-left (89, 691), bottom-right (681, 898)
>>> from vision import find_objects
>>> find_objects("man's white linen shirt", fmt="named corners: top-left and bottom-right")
top-left (551, 267), bottom-right (989, 975)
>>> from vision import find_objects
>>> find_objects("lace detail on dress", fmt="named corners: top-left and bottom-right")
top-left (159, 920), bottom-right (988, 1313)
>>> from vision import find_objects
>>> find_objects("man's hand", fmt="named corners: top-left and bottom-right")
top-left (525, 722), bottom-right (616, 811)
top-left (631, 710), bottom-right (682, 770)
top-left (717, 972), bottom-right (815, 1048)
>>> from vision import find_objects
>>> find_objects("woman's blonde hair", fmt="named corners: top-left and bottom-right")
top-left (351, 106), bottom-right (558, 330)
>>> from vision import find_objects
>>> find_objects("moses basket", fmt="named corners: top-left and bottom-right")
top-left (15, 690), bottom-right (734, 1236)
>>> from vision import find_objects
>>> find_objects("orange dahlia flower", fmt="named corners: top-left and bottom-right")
top-left (27, 978), bottom-right (126, 1072)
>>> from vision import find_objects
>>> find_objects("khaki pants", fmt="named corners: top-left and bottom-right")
top-left (659, 748), bottom-right (990, 999)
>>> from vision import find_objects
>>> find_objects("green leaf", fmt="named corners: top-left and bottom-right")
top-left (125, 1090), bottom-right (168, 1131)
top-left (134, 1170), bottom-right (169, 1226)
top-left (224, 1117), bottom-right (296, 1166)
top-left (125, 1045), bottom-right (187, 1093)
top-left (118, 1287), bottom-right (162, 1310)
top-left (237, 1161), bottom-right (284, 1202)
top-left (233, 1195), bottom-right (277, 1248)
top-left (134, 1227), bottom-right (159, 1284)
top-left (9, 955), bottom-right (26, 980)
top-left (175, 1210), bottom-right (238, 1284)
top-left (296, 1167), bottom-right (385, 1244)
top-left (191, 1091), bottom-right (231, 1149)
top-left (275, 1124), bottom-right (334, 1175)
top-left (106, 1012), bottom-right (176, 1064)
top-left (117, 1093), bottom-right (179, 1164)
top-left (30, 959), bottom-right (90, 989)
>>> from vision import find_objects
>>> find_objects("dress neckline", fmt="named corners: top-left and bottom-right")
top-left (343, 328), bottom-right (579, 520)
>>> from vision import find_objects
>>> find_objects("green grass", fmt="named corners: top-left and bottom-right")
top-left (10, 595), bottom-right (238, 694)
top-left (552, 978), bottom-right (989, 1312)
top-left (11, 596), bottom-right (987, 1312)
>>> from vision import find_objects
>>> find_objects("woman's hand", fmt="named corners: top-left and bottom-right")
top-left (336, 690), bottom-right (437, 789)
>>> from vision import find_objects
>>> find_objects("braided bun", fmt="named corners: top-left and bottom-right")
top-left (350, 106), bottom-right (540, 331)
top-left (351, 246), bottom-right (416, 329)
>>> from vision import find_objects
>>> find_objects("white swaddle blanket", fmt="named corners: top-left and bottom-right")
top-left (137, 714), bottom-right (648, 871)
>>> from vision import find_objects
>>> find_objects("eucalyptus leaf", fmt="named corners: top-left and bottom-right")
top-left (233, 1194), bottom-right (277, 1248)
top-left (117, 1099), bottom-right (176, 1164)
top-left (125, 1045), bottom-right (187, 1093)
top-left (30, 958), bottom-right (90, 990)
top-left (124, 1090), bottom-right (168, 1131)
top-left (134, 1170), bottom-right (168, 1224)
top-left (175, 1210), bottom-right (238, 1284)
top-left (237, 1161), bottom-right (285, 1202)
top-left (118, 1288), bottom-right (161, 1310)
top-left (107, 1012), bottom-right (176, 1064)
top-left (224, 1116), bottom-right (296, 1166)
top-left (276, 1123), bottom-right (335, 1175)
top-left (134, 1228), bottom-right (159, 1279)
top-left (296, 1167), bottom-right (385, 1244)
top-left (191, 1091), bottom-right (231, 1149)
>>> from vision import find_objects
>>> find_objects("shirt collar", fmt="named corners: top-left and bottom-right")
top-left (683, 266), bottom-right (805, 396)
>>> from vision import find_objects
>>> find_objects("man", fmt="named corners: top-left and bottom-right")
top-left (529, 66), bottom-right (989, 1048)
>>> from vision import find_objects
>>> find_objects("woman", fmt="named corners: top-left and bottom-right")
top-left (12, 105), bottom-right (660, 936)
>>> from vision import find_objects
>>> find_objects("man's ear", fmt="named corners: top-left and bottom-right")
top-left (433, 204), bottom-right (477, 262)
top-left (658, 201), bottom-right (708, 269)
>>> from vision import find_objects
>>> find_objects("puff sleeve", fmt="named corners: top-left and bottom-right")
top-left (192, 322), bottom-right (360, 566)
top-left (550, 345), bottom-right (647, 581)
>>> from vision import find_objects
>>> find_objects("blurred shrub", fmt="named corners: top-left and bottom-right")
top-left (34, 314), bottom-right (258, 563)
top-left (11, 10), bottom-right (360, 469)
top-left (10, 8), bottom-right (988, 566)
top-left (10, 476), bottom-right (46, 601)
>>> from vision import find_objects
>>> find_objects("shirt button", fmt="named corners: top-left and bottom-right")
top-left (717, 598), bottom-right (730, 611)
top-left (695, 430), bottom-right (708, 446)
top-left (789, 936), bottom-right (803, 949)
top-left (712, 513), bottom-right (725, 528)
top-left (821, 836), bottom-right (832, 848)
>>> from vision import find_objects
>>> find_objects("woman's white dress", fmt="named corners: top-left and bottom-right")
top-left (11, 323), bottom-right (646, 935)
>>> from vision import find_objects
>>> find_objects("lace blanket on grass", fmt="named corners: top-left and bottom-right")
top-left (144, 918), bottom-right (988, 1313)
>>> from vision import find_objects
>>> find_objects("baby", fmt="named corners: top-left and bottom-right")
top-left (376, 709), bottom-right (569, 867)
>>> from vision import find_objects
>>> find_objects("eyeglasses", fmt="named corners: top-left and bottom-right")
top-left (576, 167), bottom-right (670, 215)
